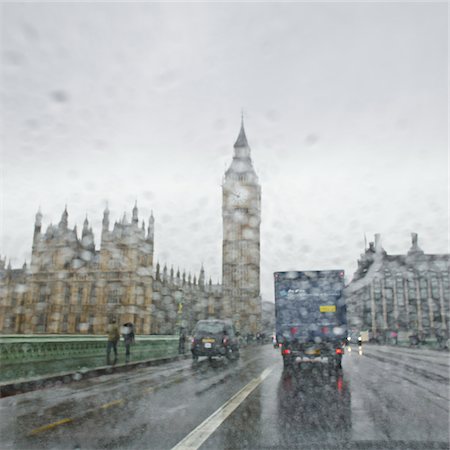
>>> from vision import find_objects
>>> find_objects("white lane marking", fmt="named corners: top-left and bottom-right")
top-left (171, 366), bottom-right (274, 450)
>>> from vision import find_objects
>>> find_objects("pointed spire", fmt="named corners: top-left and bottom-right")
top-left (234, 113), bottom-right (249, 148)
top-left (122, 212), bottom-right (127, 224)
top-left (59, 205), bottom-right (68, 229)
top-left (207, 277), bottom-right (212, 292)
top-left (156, 261), bottom-right (161, 281)
top-left (102, 204), bottom-right (110, 232)
top-left (199, 264), bottom-right (205, 287)
top-left (147, 211), bottom-right (154, 241)
top-left (82, 215), bottom-right (89, 237)
top-left (34, 207), bottom-right (43, 237)
top-left (132, 201), bottom-right (138, 224)
top-left (35, 208), bottom-right (43, 227)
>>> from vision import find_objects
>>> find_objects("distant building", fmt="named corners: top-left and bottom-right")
top-left (345, 233), bottom-right (449, 340)
top-left (0, 121), bottom-right (262, 335)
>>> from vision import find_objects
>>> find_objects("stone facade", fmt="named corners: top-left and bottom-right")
top-left (345, 233), bottom-right (450, 341)
top-left (0, 122), bottom-right (262, 335)
top-left (0, 205), bottom-right (224, 335)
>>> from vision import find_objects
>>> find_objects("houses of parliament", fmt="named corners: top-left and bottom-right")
top-left (0, 121), bottom-right (262, 335)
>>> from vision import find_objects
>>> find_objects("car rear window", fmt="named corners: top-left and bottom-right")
top-left (195, 322), bottom-right (225, 334)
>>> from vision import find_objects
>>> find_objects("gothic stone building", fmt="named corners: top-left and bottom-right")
top-left (345, 233), bottom-right (450, 340)
top-left (0, 122), bottom-right (262, 335)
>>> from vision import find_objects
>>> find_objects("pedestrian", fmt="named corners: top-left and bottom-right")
top-left (392, 330), bottom-right (398, 345)
top-left (178, 327), bottom-right (186, 354)
top-left (122, 322), bottom-right (135, 363)
top-left (106, 318), bottom-right (120, 365)
top-left (272, 334), bottom-right (277, 348)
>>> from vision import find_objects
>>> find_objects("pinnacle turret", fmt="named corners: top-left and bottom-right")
top-left (82, 215), bottom-right (89, 237)
top-left (147, 211), bottom-right (155, 241)
top-left (102, 205), bottom-right (110, 232)
top-left (59, 206), bottom-right (68, 229)
top-left (132, 201), bottom-right (138, 224)
top-left (35, 208), bottom-right (43, 227)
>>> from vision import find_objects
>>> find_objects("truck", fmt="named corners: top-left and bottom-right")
top-left (274, 270), bottom-right (347, 370)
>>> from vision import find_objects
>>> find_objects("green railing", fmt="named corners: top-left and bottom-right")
top-left (0, 335), bottom-right (179, 382)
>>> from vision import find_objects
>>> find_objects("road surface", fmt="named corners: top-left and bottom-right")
top-left (1, 344), bottom-right (448, 449)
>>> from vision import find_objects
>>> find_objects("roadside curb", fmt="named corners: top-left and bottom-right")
top-left (0, 354), bottom-right (190, 398)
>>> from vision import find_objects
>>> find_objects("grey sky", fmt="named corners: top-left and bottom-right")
top-left (1, 2), bottom-right (448, 301)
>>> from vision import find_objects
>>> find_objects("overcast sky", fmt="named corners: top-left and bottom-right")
top-left (1, 2), bottom-right (448, 301)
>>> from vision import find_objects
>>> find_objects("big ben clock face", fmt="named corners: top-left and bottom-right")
top-left (235, 186), bottom-right (250, 205)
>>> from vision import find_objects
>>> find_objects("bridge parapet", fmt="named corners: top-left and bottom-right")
top-left (0, 335), bottom-right (179, 382)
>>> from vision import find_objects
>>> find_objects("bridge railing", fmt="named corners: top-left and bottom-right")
top-left (0, 335), bottom-right (179, 382)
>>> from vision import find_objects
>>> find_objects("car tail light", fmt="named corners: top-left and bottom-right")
top-left (282, 349), bottom-right (291, 355)
top-left (335, 348), bottom-right (344, 355)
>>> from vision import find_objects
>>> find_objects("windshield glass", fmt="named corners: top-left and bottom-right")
top-left (0, 2), bottom-right (447, 450)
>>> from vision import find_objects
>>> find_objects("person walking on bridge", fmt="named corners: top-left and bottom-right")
top-left (122, 322), bottom-right (135, 363)
top-left (106, 319), bottom-right (120, 365)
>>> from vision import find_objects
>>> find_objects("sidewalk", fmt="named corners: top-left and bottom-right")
top-left (0, 353), bottom-right (190, 398)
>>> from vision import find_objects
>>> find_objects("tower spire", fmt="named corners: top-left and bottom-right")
top-left (234, 112), bottom-right (249, 148)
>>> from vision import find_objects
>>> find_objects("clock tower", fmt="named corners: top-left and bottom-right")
top-left (222, 118), bottom-right (261, 335)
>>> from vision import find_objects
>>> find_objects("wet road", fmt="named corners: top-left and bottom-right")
top-left (1, 344), bottom-right (448, 450)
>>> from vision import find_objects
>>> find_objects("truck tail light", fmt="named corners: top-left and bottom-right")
top-left (282, 349), bottom-right (291, 355)
top-left (335, 348), bottom-right (344, 355)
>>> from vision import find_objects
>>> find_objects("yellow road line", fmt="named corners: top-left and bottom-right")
top-left (29, 418), bottom-right (73, 436)
top-left (28, 398), bottom-right (125, 436)
top-left (99, 399), bottom-right (124, 409)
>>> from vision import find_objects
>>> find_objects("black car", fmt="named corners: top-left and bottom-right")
top-left (191, 319), bottom-right (240, 361)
